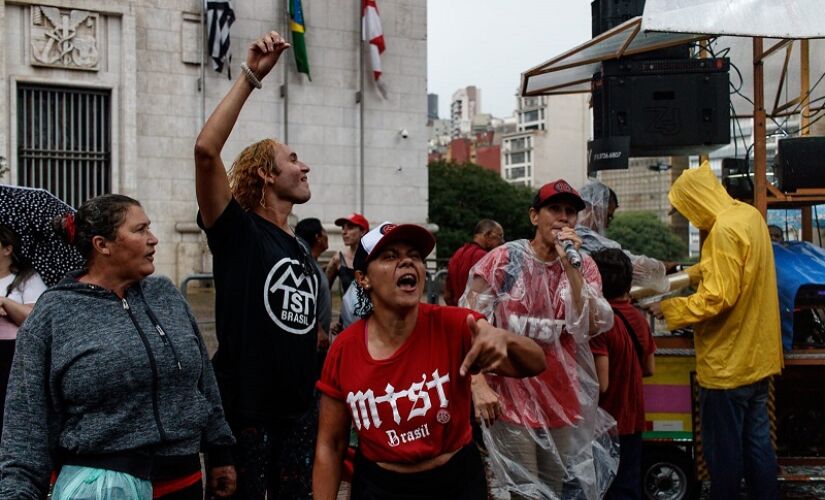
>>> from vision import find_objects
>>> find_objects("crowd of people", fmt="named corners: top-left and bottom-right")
top-left (0, 31), bottom-right (783, 500)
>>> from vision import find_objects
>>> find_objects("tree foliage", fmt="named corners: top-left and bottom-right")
top-left (606, 211), bottom-right (688, 261)
top-left (428, 161), bottom-right (535, 260)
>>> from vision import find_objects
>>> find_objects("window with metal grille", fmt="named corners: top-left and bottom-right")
top-left (17, 84), bottom-right (111, 208)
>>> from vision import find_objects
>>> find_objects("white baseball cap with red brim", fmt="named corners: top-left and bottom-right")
top-left (353, 222), bottom-right (435, 272)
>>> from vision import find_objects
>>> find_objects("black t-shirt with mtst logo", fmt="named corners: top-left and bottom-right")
top-left (198, 199), bottom-right (318, 425)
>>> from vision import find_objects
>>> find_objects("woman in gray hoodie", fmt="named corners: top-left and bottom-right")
top-left (0, 194), bottom-right (236, 499)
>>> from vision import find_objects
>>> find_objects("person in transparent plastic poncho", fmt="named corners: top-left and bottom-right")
top-left (461, 180), bottom-right (620, 500)
top-left (577, 180), bottom-right (670, 293)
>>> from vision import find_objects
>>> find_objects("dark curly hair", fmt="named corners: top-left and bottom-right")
top-left (590, 248), bottom-right (633, 301)
top-left (52, 194), bottom-right (141, 262)
top-left (295, 218), bottom-right (324, 247)
top-left (354, 283), bottom-right (374, 319)
top-left (0, 224), bottom-right (35, 297)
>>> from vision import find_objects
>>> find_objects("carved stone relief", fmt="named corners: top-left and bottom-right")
top-left (30, 6), bottom-right (100, 71)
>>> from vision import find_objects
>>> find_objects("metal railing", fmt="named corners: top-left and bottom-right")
top-left (180, 273), bottom-right (214, 301)
top-left (426, 269), bottom-right (447, 304)
top-left (180, 269), bottom-right (449, 307)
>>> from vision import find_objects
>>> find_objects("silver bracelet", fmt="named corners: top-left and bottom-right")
top-left (240, 62), bottom-right (262, 89)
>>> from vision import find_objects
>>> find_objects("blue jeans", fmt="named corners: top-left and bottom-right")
top-left (699, 378), bottom-right (779, 500)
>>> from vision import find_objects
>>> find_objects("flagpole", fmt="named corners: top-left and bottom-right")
top-left (358, 0), bottom-right (365, 214)
top-left (283, 0), bottom-right (290, 144)
top-left (199, 0), bottom-right (206, 127)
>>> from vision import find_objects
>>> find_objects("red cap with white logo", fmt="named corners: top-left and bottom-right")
top-left (533, 179), bottom-right (586, 211)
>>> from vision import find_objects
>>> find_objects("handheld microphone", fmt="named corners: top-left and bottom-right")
top-left (560, 238), bottom-right (582, 269)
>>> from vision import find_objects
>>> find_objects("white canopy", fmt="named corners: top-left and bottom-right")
top-left (643, 0), bottom-right (825, 39)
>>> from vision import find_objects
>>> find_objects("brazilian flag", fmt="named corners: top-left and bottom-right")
top-left (289, 0), bottom-right (311, 80)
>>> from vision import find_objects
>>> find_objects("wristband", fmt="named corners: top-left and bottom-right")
top-left (240, 62), bottom-right (262, 89)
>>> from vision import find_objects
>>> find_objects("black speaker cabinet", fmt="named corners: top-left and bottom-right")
top-left (592, 58), bottom-right (731, 157)
top-left (722, 158), bottom-right (753, 200)
top-left (591, 0), bottom-right (645, 37)
top-left (775, 137), bottom-right (825, 193)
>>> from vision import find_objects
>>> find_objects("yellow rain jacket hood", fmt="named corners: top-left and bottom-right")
top-left (662, 163), bottom-right (783, 389)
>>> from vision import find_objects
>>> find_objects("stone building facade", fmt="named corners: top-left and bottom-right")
top-left (0, 0), bottom-right (428, 283)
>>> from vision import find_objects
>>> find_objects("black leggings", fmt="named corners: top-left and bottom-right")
top-left (351, 444), bottom-right (487, 500)
top-left (0, 339), bottom-right (15, 438)
top-left (157, 481), bottom-right (202, 499)
top-left (228, 403), bottom-right (318, 499)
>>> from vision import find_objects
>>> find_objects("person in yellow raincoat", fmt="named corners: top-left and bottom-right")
top-left (647, 162), bottom-right (783, 500)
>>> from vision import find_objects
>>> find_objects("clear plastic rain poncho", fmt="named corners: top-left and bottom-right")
top-left (51, 465), bottom-right (152, 500)
top-left (461, 240), bottom-right (620, 500)
top-left (577, 181), bottom-right (669, 293)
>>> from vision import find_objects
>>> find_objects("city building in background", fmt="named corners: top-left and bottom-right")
top-left (428, 118), bottom-right (452, 162)
top-left (428, 93), bottom-right (439, 123)
top-left (597, 158), bottom-right (680, 223)
top-left (474, 131), bottom-right (501, 173)
top-left (428, 85), bottom-right (513, 173)
top-left (430, 86), bottom-right (590, 188)
top-left (440, 131), bottom-right (501, 173)
top-left (450, 85), bottom-right (480, 138)
top-left (0, 0), bottom-right (428, 282)
top-left (501, 93), bottom-right (590, 188)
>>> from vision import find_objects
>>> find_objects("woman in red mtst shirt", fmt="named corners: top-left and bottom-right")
top-left (313, 222), bottom-right (545, 500)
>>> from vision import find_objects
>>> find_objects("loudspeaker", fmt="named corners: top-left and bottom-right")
top-left (591, 0), bottom-right (689, 59)
top-left (721, 158), bottom-right (753, 200)
top-left (591, 0), bottom-right (645, 37)
top-left (592, 58), bottom-right (731, 157)
top-left (775, 137), bottom-right (825, 192)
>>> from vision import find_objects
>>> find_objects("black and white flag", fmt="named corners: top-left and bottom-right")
top-left (205, 0), bottom-right (235, 78)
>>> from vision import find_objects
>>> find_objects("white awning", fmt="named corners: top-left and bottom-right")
top-left (643, 0), bottom-right (825, 39)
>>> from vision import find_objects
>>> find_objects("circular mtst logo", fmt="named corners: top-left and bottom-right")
top-left (263, 257), bottom-right (318, 335)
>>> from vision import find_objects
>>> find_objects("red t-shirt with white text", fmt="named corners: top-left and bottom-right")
top-left (317, 303), bottom-right (481, 463)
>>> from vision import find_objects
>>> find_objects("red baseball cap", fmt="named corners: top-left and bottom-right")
top-left (533, 179), bottom-right (586, 212)
top-left (353, 222), bottom-right (436, 272)
top-left (334, 213), bottom-right (370, 232)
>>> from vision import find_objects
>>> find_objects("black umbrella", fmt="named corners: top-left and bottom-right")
top-left (0, 184), bottom-right (84, 286)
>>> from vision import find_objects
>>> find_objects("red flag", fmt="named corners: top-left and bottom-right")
top-left (362, 0), bottom-right (387, 98)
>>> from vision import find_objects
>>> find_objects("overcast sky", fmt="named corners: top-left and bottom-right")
top-left (427, 1), bottom-right (592, 119)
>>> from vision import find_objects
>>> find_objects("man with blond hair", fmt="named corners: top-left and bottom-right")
top-left (194, 31), bottom-right (319, 498)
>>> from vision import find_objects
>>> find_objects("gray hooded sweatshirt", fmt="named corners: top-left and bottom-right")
top-left (0, 273), bottom-right (234, 499)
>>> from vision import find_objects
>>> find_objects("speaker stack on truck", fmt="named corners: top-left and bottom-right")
top-left (588, 0), bottom-right (732, 173)
top-left (774, 137), bottom-right (825, 193)
top-left (592, 58), bottom-right (731, 157)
